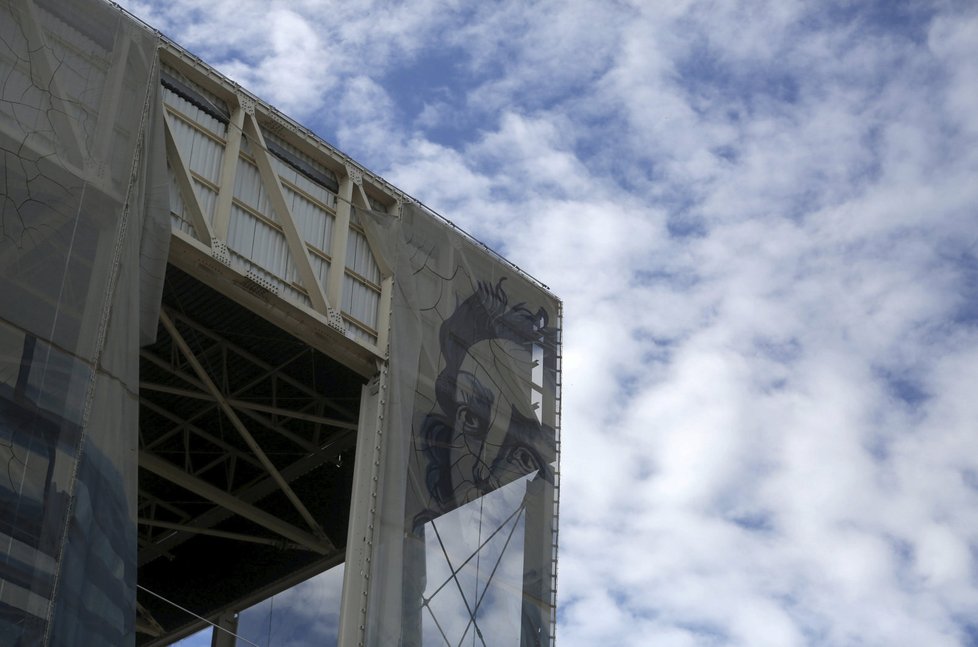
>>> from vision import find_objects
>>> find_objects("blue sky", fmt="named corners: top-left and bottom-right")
top-left (126, 0), bottom-right (978, 644)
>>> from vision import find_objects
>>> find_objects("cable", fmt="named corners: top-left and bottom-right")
top-left (136, 584), bottom-right (262, 647)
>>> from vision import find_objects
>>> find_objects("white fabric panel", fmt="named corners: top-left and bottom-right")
top-left (36, 10), bottom-right (104, 118)
top-left (0, 2), bottom-right (170, 644)
top-left (343, 204), bottom-right (561, 647)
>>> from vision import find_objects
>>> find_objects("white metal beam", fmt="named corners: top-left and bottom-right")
top-left (139, 450), bottom-right (331, 554)
top-left (326, 173), bottom-right (354, 309)
top-left (164, 112), bottom-right (215, 246)
top-left (211, 101), bottom-right (246, 240)
top-left (243, 111), bottom-right (331, 314)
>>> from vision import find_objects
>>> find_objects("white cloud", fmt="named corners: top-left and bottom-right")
top-left (131, 0), bottom-right (978, 644)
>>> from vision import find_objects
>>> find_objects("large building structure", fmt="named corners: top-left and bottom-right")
top-left (0, 1), bottom-right (562, 645)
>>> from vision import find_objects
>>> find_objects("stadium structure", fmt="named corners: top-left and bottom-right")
top-left (0, 0), bottom-right (562, 645)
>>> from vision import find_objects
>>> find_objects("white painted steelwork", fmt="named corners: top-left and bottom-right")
top-left (158, 49), bottom-right (397, 366)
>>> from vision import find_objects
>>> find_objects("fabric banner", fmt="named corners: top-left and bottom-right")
top-left (0, 1), bottom-right (168, 644)
top-left (353, 203), bottom-right (561, 646)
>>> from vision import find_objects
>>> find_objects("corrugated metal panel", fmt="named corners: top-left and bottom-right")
top-left (227, 204), bottom-right (257, 256)
top-left (342, 276), bottom-right (380, 330)
top-left (250, 218), bottom-right (291, 278)
top-left (232, 156), bottom-right (275, 222)
top-left (346, 229), bottom-right (380, 284)
top-left (161, 63), bottom-right (229, 124)
top-left (227, 249), bottom-right (250, 276)
top-left (294, 173), bottom-right (337, 209)
top-left (194, 181), bottom-right (218, 221)
top-left (222, 250), bottom-right (312, 310)
top-left (240, 134), bottom-right (253, 156)
top-left (189, 136), bottom-right (224, 184)
top-left (280, 283), bottom-right (312, 309)
top-left (167, 164), bottom-right (185, 219)
top-left (269, 154), bottom-right (297, 186)
top-left (167, 164), bottom-right (204, 241)
top-left (163, 88), bottom-right (227, 138)
top-left (343, 321), bottom-right (376, 345)
top-left (170, 213), bottom-right (195, 238)
top-left (166, 107), bottom-right (225, 184)
top-left (233, 157), bottom-right (261, 209)
top-left (262, 128), bottom-right (339, 191)
top-left (310, 254), bottom-right (331, 287)
top-left (286, 186), bottom-right (334, 253)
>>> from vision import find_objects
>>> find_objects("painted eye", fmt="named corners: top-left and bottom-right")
top-left (456, 406), bottom-right (483, 434)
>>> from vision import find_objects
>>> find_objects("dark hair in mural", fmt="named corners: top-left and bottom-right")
top-left (416, 278), bottom-right (557, 521)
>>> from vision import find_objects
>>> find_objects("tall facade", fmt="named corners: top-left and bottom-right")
top-left (0, 1), bottom-right (561, 646)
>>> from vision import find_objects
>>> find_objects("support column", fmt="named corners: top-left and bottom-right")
top-left (327, 172), bottom-right (354, 311)
top-left (338, 366), bottom-right (395, 647)
top-left (210, 610), bottom-right (239, 647)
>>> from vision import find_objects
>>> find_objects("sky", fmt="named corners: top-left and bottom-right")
top-left (122, 0), bottom-right (978, 645)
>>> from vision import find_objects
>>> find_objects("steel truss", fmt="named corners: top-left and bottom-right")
top-left (137, 303), bottom-right (357, 568)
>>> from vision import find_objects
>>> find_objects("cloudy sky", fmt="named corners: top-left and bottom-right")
top-left (124, 0), bottom-right (978, 644)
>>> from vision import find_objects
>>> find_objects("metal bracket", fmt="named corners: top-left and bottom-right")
top-left (245, 268), bottom-right (280, 295)
top-left (211, 239), bottom-right (231, 266)
top-left (345, 164), bottom-right (363, 186)
top-left (326, 307), bottom-right (346, 332)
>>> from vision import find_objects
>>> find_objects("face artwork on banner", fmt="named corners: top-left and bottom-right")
top-left (412, 278), bottom-right (556, 529)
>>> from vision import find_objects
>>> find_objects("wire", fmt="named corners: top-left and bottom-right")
top-left (136, 584), bottom-right (262, 647)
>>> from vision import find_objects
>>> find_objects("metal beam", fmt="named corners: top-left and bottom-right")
top-left (137, 491), bottom-right (192, 523)
top-left (243, 112), bottom-right (331, 314)
top-left (164, 112), bottom-right (215, 246)
top-left (159, 310), bottom-right (333, 548)
top-left (235, 407), bottom-right (315, 453)
top-left (138, 429), bottom-right (355, 566)
top-left (211, 101), bottom-right (246, 240)
top-left (327, 173), bottom-right (353, 308)
top-left (137, 518), bottom-right (303, 549)
top-left (228, 400), bottom-right (357, 430)
top-left (139, 451), bottom-right (331, 555)
top-left (140, 379), bottom-right (355, 429)
top-left (140, 397), bottom-right (266, 474)
top-left (140, 349), bottom-right (206, 391)
top-left (165, 311), bottom-right (357, 419)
